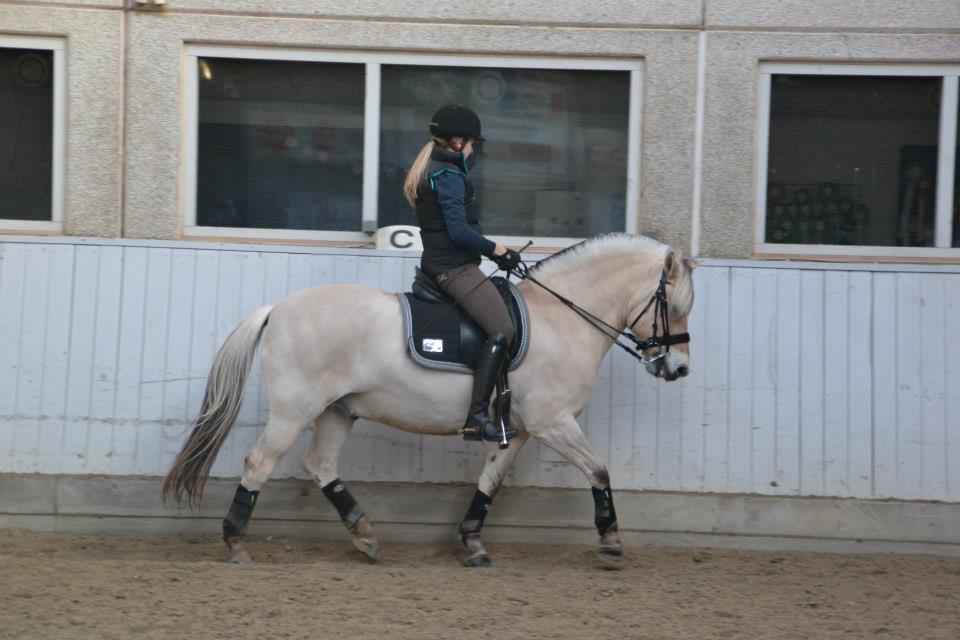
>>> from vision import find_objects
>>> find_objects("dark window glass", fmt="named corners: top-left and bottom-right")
top-left (766, 75), bottom-right (941, 247)
top-left (0, 48), bottom-right (54, 221)
top-left (378, 65), bottom-right (630, 238)
top-left (196, 58), bottom-right (364, 230)
top-left (954, 104), bottom-right (960, 247)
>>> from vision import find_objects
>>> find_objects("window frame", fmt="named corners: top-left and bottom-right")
top-left (0, 35), bottom-right (66, 233)
top-left (754, 62), bottom-right (960, 259)
top-left (182, 45), bottom-right (642, 246)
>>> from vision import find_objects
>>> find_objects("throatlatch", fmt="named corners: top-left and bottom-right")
top-left (222, 484), bottom-right (259, 541)
top-left (591, 486), bottom-right (617, 536)
top-left (322, 478), bottom-right (365, 533)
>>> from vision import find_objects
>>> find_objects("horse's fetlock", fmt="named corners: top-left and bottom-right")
top-left (223, 484), bottom-right (259, 541)
top-left (460, 532), bottom-right (485, 553)
top-left (599, 527), bottom-right (621, 548)
top-left (459, 489), bottom-right (492, 537)
top-left (591, 486), bottom-right (617, 536)
top-left (322, 478), bottom-right (366, 532)
top-left (343, 505), bottom-right (366, 534)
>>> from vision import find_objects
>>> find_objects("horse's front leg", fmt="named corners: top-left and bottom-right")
top-left (532, 417), bottom-right (624, 569)
top-left (459, 433), bottom-right (528, 568)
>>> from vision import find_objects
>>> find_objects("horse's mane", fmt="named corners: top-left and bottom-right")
top-left (528, 233), bottom-right (669, 276)
top-left (528, 233), bottom-right (694, 317)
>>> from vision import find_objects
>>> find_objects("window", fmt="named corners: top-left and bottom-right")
top-left (756, 64), bottom-right (960, 259)
top-left (0, 37), bottom-right (65, 231)
top-left (195, 58), bottom-right (365, 232)
top-left (183, 47), bottom-right (641, 245)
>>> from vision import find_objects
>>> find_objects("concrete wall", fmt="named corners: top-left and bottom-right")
top-left (4, 0), bottom-right (958, 256)
top-left (4, 475), bottom-right (960, 554)
top-left (0, 4), bottom-right (123, 237)
top-left (705, 0), bottom-right (960, 31)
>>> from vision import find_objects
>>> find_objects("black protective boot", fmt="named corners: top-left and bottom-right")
top-left (462, 332), bottom-right (518, 443)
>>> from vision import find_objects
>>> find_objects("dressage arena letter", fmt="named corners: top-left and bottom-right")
top-left (390, 228), bottom-right (414, 249)
top-left (375, 225), bottom-right (423, 251)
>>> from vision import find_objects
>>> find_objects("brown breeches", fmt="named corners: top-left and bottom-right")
top-left (436, 264), bottom-right (516, 345)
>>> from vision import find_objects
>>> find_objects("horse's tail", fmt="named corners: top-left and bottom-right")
top-left (162, 304), bottom-right (274, 507)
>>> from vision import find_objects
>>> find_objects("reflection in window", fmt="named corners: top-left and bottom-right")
top-left (0, 48), bottom-right (54, 221)
top-left (196, 57), bottom-right (364, 231)
top-left (378, 65), bottom-right (630, 238)
top-left (766, 75), bottom-right (942, 247)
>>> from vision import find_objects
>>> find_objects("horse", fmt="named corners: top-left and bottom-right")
top-left (162, 233), bottom-right (697, 567)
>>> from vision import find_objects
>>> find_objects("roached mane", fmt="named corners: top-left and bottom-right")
top-left (528, 233), bottom-right (694, 316)
top-left (528, 233), bottom-right (668, 276)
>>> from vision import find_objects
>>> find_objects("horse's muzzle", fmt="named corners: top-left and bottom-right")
top-left (655, 358), bottom-right (689, 382)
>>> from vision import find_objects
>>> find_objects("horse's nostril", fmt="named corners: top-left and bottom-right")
top-left (677, 365), bottom-right (689, 377)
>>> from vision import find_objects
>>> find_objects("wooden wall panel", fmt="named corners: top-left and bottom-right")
top-left (2, 238), bottom-right (959, 502)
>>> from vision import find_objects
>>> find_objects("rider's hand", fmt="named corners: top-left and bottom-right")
top-left (494, 249), bottom-right (523, 271)
top-left (492, 244), bottom-right (508, 257)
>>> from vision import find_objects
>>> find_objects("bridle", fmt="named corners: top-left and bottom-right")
top-left (626, 271), bottom-right (691, 356)
top-left (511, 260), bottom-right (690, 367)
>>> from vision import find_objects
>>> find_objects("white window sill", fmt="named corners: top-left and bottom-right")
top-left (182, 225), bottom-right (371, 244)
top-left (0, 220), bottom-right (63, 234)
top-left (754, 243), bottom-right (960, 262)
top-left (181, 225), bottom-right (590, 250)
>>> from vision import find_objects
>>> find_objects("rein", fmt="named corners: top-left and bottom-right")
top-left (510, 259), bottom-right (690, 367)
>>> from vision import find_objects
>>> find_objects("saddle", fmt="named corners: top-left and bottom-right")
top-left (396, 268), bottom-right (531, 374)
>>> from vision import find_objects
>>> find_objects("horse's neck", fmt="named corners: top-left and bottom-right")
top-left (522, 253), bottom-right (660, 357)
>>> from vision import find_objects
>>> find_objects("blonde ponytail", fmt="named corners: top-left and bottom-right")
top-left (403, 138), bottom-right (441, 207)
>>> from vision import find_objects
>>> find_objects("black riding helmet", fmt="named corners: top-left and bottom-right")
top-left (429, 104), bottom-right (486, 141)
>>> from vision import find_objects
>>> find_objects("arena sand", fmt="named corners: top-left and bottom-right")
top-left (1, 529), bottom-right (958, 639)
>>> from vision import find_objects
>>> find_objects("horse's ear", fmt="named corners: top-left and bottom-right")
top-left (683, 257), bottom-right (703, 271)
top-left (665, 250), bottom-right (684, 280)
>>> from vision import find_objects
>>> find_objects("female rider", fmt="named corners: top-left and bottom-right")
top-left (403, 104), bottom-right (521, 443)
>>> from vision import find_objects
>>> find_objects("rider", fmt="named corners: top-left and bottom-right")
top-left (403, 104), bottom-right (522, 443)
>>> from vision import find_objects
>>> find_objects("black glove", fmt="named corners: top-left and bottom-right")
top-left (494, 249), bottom-right (522, 271)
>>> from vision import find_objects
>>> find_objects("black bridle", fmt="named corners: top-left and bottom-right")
top-left (510, 259), bottom-right (690, 367)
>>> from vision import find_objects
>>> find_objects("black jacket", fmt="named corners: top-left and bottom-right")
top-left (415, 148), bottom-right (495, 277)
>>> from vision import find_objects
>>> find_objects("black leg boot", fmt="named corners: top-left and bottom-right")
top-left (462, 332), bottom-right (518, 443)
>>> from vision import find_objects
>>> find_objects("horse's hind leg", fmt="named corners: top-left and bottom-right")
top-left (301, 404), bottom-right (379, 561)
top-left (459, 433), bottom-right (528, 568)
top-left (531, 417), bottom-right (624, 569)
top-left (223, 410), bottom-right (311, 564)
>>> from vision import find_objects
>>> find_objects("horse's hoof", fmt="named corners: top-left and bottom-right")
top-left (352, 536), bottom-right (380, 562)
top-left (228, 549), bottom-right (253, 565)
top-left (463, 552), bottom-right (492, 568)
top-left (597, 547), bottom-right (625, 570)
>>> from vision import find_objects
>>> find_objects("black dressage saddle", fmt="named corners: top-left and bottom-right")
top-left (397, 267), bottom-right (530, 374)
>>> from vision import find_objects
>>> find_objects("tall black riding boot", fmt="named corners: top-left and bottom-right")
top-left (462, 332), bottom-right (518, 443)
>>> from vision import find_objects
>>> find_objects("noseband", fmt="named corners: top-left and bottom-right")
top-left (513, 261), bottom-right (690, 367)
top-left (626, 271), bottom-right (691, 362)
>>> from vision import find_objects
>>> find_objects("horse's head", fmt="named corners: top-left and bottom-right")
top-left (632, 250), bottom-right (698, 382)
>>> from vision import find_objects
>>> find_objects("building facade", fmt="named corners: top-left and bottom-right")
top-left (2, 1), bottom-right (960, 545)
